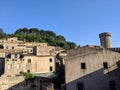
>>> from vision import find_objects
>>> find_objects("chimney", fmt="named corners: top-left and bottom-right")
top-left (99, 32), bottom-right (112, 48)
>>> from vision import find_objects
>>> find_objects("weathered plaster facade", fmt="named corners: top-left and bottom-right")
top-left (65, 46), bottom-right (120, 90)
top-left (0, 37), bottom-right (62, 90)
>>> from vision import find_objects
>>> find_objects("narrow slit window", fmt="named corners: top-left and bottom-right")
top-left (50, 66), bottom-right (53, 71)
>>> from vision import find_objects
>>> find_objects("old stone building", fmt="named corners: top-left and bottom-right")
top-left (0, 37), bottom-right (63, 90)
top-left (64, 32), bottom-right (120, 90)
top-left (1, 32), bottom-right (119, 90)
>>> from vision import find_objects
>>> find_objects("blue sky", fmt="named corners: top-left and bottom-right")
top-left (0, 0), bottom-right (120, 47)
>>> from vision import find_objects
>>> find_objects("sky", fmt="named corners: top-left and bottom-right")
top-left (0, 0), bottom-right (120, 47)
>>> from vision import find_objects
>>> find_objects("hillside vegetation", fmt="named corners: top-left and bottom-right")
top-left (0, 28), bottom-right (77, 49)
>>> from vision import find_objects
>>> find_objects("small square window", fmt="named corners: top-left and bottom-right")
top-left (28, 59), bottom-right (31, 63)
top-left (81, 63), bottom-right (86, 69)
top-left (6, 59), bottom-right (9, 61)
top-left (103, 62), bottom-right (108, 69)
top-left (49, 58), bottom-right (52, 62)
top-left (11, 40), bottom-right (13, 42)
top-left (12, 47), bottom-right (14, 49)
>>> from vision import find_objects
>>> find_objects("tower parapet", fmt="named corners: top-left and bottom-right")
top-left (99, 32), bottom-right (112, 48)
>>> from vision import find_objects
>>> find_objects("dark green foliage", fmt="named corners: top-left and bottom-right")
top-left (0, 28), bottom-right (7, 38)
top-left (0, 28), bottom-right (77, 49)
top-left (14, 28), bottom-right (29, 34)
top-left (0, 28), bottom-right (4, 35)
top-left (20, 71), bottom-right (36, 80)
top-left (29, 28), bottom-right (39, 34)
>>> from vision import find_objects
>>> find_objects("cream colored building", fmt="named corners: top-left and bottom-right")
top-left (65, 46), bottom-right (120, 90)
top-left (64, 32), bottom-right (120, 90)
top-left (0, 37), bottom-right (62, 90)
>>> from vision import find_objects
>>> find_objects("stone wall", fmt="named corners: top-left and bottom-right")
top-left (65, 49), bottom-right (120, 90)
top-left (0, 76), bottom-right (25, 90)
top-left (24, 55), bottom-right (55, 73)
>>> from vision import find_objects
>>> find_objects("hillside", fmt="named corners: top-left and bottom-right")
top-left (0, 28), bottom-right (77, 49)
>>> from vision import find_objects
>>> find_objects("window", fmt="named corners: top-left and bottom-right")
top-left (77, 82), bottom-right (85, 90)
top-left (6, 59), bottom-right (9, 61)
top-left (28, 59), bottom-right (31, 63)
top-left (50, 66), bottom-right (53, 71)
top-left (16, 64), bottom-right (20, 69)
top-left (14, 54), bottom-right (18, 58)
top-left (0, 45), bottom-right (3, 49)
top-left (19, 54), bottom-right (24, 58)
top-left (27, 69), bottom-right (30, 73)
top-left (49, 58), bottom-right (52, 62)
top-left (30, 50), bottom-right (33, 52)
top-left (110, 80), bottom-right (116, 90)
top-left (6, 46), bottom-right (8, 49)
top-left (81, 63), bottom-right (86, 69)
top-left (12, 47), bottom-right (14, 49)
top-left (103, 62), bottom-right (108, 69)
top-left (6, 53), bottom-right (11, 58)
top-left (11, 40), bottom-right (13, 42)
top-left (7, 64), bottom-right (12, 70)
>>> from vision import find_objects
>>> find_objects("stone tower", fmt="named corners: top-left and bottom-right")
top-left (99, 32), bottom-right (112, 48)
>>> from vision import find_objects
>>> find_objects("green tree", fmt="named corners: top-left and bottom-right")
top-left (0, 28), bottom-right (7, 38)
top-left (14, 28), bottom-right (29, 34)
top-left (12, 28), bottom-right (77, 49)
top-left (29, 28), bottom-right (39, 34)
top-left (56, 35), bottom-right (66, 41)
